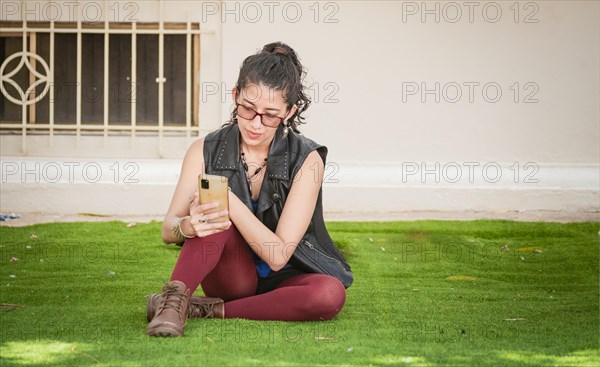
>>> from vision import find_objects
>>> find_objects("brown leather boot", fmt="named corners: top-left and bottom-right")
top-left (146, 280), bottom-right (190, 337)
top-left (146, 293), bottom-right (225, 321)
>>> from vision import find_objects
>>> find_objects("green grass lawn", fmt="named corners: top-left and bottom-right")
top-left (1, 219), bottom-right (599, 366)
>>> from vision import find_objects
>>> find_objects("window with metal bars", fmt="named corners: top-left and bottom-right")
top-left (0, 22), bottom-right (200, 134)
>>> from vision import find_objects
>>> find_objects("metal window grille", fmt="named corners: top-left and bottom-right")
top-left (1, 8), bottom-right (208, 155)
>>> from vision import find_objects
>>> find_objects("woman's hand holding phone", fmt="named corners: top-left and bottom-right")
top-left (186, 190), bottom-right (231, 237)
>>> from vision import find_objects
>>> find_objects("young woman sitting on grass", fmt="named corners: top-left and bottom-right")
top-left (146, 41), bottom-right (353, 337)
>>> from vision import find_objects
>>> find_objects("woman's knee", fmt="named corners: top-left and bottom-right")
top-left (305, 275), bottom-right (347, 320)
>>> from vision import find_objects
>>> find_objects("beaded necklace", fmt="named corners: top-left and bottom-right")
top-left (240, 149), bottom-right (268, 198)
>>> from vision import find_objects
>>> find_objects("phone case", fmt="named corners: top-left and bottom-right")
top-left (198, 174), bottom-right (230, 223)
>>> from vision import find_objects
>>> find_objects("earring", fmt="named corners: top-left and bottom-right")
top-left (282, 121), bottom-right (289, 138)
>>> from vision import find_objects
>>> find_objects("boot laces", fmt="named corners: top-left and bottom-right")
top-left (191, 299), bottom-right (219, 318)
top-left (159, 284), bottom-right (187, 315)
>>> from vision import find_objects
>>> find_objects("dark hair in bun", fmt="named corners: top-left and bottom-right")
top-left (229, 41), bottom-right (311, 132)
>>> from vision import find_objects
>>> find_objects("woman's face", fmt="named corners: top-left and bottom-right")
top-left (233, 83), bottom-right (297, 149)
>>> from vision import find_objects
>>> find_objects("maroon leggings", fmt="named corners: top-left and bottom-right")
top-left (169, 224), bottom-right (346, 321)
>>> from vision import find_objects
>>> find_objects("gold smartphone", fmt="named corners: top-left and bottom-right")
top-left (198, 174), bottom-right (230, 223)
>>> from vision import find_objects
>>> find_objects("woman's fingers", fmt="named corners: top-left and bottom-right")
top-left (191, 201), bottom-right (219, 215)
top-left (187, 199), bottom-right (230, 237)
top-left (204, 209), bottom-right (229, 222)
top-left (189, 210), bottom-right (229, 224)
top-left (188, 191), bottom-right (200, 210)
top-left (191, 217), bottom-right (230, 228)
top-left (190, 203), bottom-right (229, 223)
top-left (190, 218), bottom-right (232, 237)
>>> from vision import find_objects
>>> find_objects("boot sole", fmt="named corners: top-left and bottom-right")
top-left (146, 324), bottom-right (184, 337)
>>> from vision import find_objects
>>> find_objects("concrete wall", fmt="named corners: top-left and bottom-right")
top-left (1, 1), bottom-right (598, 215)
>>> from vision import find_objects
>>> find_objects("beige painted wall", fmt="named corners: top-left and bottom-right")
top-left (218, 1), bottom-right (599, 166)
top-left (1, 1), bottom-right (598, 215)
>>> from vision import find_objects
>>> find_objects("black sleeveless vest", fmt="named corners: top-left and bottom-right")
top-left (203, 123), bottom-right (353, 288)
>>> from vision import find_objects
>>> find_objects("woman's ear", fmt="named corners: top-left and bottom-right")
top-left (286, 104), bottom-right (298, 120)
top-left (231, 87), bottom-right (237, 102)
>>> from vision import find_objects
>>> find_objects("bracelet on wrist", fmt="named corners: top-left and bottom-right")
top-left (178, 216), bottom-right (195, 239)
top-left (171, 217), bottom-right (185, 243)
top-left (171, 216), bottom-right (192, 243)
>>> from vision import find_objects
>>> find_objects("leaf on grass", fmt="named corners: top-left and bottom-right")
top-left (501, 245), bottom-right (510, 252)
top-left (29, 234), bottom-right (37, 239)
top-left (127, 222), bottom-right (137, 227)
top-left (517, 247), bottom-right (544, 253)
top-left (504, 318), bottom-right (526, 321)
top-left (380, 247), bottom-right (386, 251)
top-left (445, 275), bottom-right (476, 281)
top-left (315, 336), bottom-right (337, 341)
top-left (106, 270), bottom-right (116, 276)
top-left (368, 237), bottom-right (373, 242)
top-left (346, 347), bottom-right (353, 352)
top-left (10, 257), bottom-right (19, 262)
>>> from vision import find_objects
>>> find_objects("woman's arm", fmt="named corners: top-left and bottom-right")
top-left (229, 150), bottom-right (325, 271)
top-left (161, 138), bottom-right (230, 244)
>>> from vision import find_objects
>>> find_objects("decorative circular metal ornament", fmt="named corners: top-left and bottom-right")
top-left (0, 51), bottom-right (52, 106)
